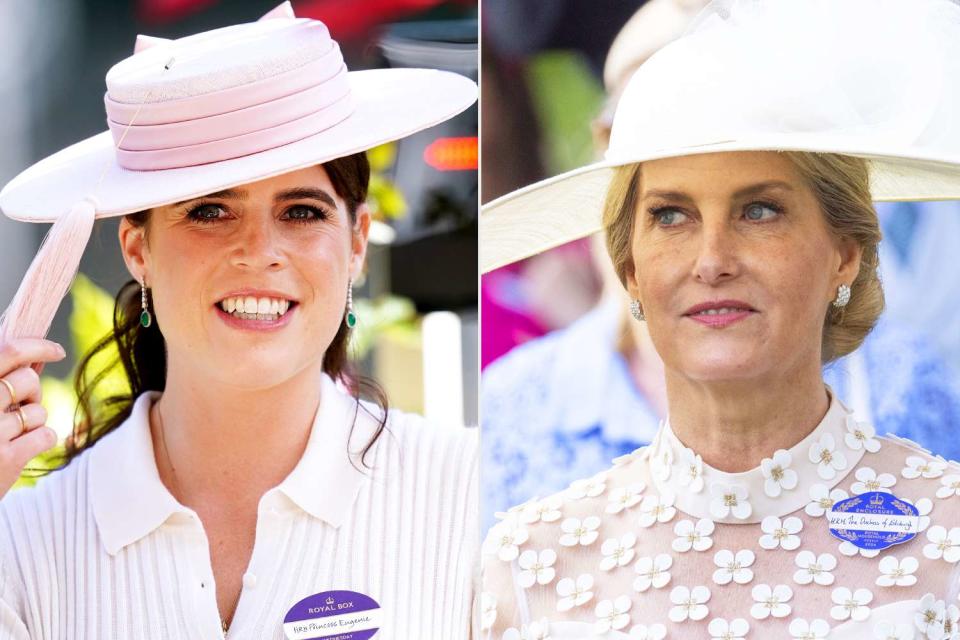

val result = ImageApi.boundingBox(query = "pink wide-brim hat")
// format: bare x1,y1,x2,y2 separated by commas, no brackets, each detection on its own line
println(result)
0,2,477,345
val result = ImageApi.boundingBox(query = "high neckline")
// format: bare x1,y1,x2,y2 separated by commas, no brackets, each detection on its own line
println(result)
646,388,870,523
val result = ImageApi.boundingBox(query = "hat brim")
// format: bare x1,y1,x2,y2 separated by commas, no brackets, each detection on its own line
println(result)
480,139,960,273
1,68,476,222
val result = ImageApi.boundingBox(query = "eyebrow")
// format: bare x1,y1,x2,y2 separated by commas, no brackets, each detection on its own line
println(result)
174,186,338,209
641,180,796,203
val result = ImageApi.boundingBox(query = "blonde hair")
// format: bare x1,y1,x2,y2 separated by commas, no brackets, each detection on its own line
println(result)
602,152,884,364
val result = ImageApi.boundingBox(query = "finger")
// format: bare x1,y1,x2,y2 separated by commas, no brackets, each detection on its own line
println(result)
0,367,42,411
0,403,47,443
0,339,66,376
6,425,57,469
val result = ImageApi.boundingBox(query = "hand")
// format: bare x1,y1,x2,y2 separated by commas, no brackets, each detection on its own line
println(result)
0,338,65,498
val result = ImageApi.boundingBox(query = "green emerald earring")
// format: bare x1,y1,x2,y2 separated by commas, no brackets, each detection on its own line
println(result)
140,278,153,328
345,279,357,329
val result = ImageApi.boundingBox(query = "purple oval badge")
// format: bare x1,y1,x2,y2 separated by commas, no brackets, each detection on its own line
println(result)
282,590,382,640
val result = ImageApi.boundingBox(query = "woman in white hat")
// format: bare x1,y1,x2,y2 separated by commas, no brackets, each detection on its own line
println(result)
0,3,477,638
481,0,960,638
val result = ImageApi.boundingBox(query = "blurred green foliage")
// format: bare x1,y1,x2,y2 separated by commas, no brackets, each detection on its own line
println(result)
525,51,605,175
367,143,408,220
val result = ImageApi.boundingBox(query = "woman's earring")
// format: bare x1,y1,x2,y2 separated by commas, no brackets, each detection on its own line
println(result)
344,279,357,329
629,299,645,321
140,277,153,328
833,284,851,308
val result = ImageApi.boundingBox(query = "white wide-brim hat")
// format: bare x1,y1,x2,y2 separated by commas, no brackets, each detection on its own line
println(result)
0,2,477,343
481,0,960,273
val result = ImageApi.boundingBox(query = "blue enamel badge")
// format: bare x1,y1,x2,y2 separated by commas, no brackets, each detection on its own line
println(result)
827,491,919,551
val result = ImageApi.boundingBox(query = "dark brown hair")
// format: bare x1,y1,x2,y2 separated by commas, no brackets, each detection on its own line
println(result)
42,152,388,474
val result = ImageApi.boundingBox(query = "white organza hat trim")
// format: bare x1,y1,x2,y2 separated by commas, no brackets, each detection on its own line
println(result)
481,0,960,272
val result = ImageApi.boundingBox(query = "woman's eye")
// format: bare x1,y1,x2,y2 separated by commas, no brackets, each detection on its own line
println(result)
283,205,326,223
187,203,227,223
744,202,780,221
652,208,688,226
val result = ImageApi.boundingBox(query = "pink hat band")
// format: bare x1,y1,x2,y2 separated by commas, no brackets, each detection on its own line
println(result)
104,32,355,171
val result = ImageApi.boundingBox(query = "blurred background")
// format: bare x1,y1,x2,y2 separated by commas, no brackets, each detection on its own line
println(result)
0,0,479,470
481,0,960,529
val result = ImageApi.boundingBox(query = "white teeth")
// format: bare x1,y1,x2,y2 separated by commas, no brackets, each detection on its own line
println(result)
697,307,744,315
218,295,294,319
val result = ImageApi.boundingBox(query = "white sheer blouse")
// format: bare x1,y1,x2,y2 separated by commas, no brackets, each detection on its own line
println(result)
481,392,960,640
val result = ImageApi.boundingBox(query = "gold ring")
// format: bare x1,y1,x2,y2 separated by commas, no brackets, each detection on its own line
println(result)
14,406,26,436
0,377,16,408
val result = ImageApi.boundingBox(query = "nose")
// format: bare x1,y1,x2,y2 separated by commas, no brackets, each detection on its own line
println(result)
229,214,285,271
691,216,740,285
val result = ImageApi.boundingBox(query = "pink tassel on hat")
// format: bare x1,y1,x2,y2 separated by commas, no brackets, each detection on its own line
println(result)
0,199,97,368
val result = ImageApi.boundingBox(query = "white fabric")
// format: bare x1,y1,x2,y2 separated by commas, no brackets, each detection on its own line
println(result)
481,391,960,639
0,375,479,639
480,0,960,272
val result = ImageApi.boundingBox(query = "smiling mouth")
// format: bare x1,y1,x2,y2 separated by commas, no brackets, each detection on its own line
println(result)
688,307,752,316
216,295,297,321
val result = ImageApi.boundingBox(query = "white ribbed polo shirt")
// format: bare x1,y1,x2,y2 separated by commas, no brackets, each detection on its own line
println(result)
0,374,478,639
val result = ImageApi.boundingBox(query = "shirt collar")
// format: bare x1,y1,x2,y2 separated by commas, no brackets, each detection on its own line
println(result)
90,373,372,556
645,387,868,523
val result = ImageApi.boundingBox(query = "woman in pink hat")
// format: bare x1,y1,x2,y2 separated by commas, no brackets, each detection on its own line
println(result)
0,3,477,638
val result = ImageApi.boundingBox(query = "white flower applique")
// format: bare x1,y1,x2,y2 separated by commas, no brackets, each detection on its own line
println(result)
851,466,897,494
793,550,837,586
806,483,849,517
759,515,803,551
654,447,674,482
678,446,705,493
713,549,755,585
638,493,677,527
607,482,646,515
875,555,918,587
902,455,947,480
915,497,933,532
845,416,881,453
943,603,960,639
668,585,711,622
520,495,564,524
923,526,960,563
634,554,672,592
502,619,550,640
936,474,960,499
839,539,881,559
517,549,557,588
761,449,799,497
871,620,914,640
484,516,529,562
594,596,632,634
672,518,715,553
556,574,595,612
750,584,792,619
480,592,497,631
628,623,666,640
707,617,749,640
559,517,601,547
830,587,873,622
709,483,752,520
566,472,608,500
600,533,637,571
789,618,831,639
914,593,945,639
809,433,848,480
